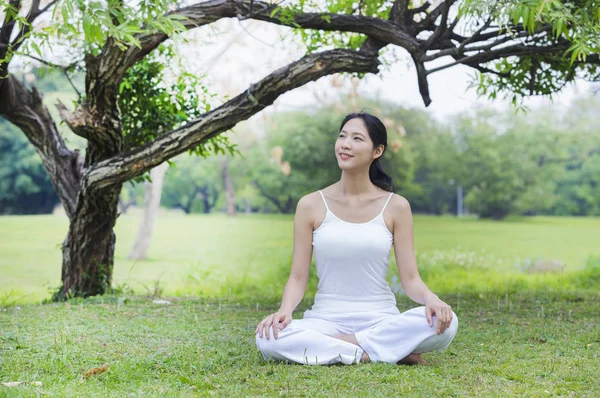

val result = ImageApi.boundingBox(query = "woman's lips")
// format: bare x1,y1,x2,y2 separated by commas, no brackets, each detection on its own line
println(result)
340,153,353,160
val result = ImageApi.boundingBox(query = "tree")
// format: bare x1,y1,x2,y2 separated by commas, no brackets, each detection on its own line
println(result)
1,0,598,299
119,43,229,259
161,154,224,214
0,118,58,214
128,162,168,260
451,108,564,219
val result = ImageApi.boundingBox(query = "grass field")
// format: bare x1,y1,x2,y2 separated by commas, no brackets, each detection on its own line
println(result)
1,214,600,396
1,213,600,305
1,293,599,396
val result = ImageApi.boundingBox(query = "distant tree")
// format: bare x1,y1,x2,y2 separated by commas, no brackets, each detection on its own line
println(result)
162,154,223,214
0,119,58,214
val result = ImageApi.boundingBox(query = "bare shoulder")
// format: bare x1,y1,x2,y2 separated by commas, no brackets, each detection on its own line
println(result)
388,194,412,218
296,191,322,212
388,193,411,210
295,191,324,225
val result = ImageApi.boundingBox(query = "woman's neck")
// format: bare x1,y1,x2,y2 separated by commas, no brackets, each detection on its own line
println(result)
337,170,377,197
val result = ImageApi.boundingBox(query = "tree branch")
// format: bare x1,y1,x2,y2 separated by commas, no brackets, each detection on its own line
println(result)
389,0,410,25
0,75,81,217
83,48,380,189
412,55,431,106
426,40,571,75
252,180,285,213
423,0,452,48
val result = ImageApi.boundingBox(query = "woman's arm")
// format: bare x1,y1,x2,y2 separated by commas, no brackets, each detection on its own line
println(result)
391,195,453,334
278,195,314,314
256,194,315,339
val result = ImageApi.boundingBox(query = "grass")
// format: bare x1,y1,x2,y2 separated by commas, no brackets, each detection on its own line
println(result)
1,214,600,396
1,212,600,305
1,292,599,396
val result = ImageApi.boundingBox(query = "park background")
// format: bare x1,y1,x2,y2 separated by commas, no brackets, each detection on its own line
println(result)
1,0,599,396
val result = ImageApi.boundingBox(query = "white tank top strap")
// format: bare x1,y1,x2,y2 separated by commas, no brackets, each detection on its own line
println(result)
317,190,330,212
380,192,394,214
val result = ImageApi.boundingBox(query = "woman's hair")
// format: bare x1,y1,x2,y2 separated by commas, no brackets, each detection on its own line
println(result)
339,112,394,192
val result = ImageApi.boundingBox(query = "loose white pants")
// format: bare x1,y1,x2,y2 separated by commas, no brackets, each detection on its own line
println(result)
256,305,458,365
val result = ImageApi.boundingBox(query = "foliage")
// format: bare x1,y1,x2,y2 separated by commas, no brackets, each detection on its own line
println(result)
451,110,558,219
461,0,600,104
118,43,238,185
161,154,225,214
0,119,58,214
0,0,187,69
119,44,203,150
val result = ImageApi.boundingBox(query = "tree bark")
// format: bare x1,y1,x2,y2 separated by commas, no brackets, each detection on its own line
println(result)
221,160,236,216
53,49,125,299
57,184,121,299
129,162,169,260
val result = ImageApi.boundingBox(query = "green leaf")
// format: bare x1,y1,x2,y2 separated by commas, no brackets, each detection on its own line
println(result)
83,13,93,41
522,7,529,28
30,42,42,58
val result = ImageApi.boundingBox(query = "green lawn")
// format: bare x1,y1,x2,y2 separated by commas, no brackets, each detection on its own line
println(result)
0,293,598,396
1,214,600,396
1,213,599,304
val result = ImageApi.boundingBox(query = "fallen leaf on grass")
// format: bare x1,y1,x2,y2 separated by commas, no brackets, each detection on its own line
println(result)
1,381,42,387
83,365,109,379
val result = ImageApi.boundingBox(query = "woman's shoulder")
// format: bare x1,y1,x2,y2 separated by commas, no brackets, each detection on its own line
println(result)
387,193,411,212
296,191,325,212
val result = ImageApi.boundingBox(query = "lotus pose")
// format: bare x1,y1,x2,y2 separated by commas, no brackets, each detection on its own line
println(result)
255,112,458,365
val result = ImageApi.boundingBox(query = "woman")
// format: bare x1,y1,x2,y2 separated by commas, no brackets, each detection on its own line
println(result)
255,112,458,365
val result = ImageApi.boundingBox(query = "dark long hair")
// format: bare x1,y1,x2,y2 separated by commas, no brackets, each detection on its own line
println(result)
339,112,394,192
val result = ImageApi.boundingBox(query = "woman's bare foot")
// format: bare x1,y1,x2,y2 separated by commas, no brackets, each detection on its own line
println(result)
334,334,370,363
398,353,427,365
360,351,370,363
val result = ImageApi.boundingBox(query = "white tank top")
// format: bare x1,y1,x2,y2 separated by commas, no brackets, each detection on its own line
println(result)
308,190,397,314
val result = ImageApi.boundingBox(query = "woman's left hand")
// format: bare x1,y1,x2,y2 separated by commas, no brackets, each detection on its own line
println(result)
424,294,453,335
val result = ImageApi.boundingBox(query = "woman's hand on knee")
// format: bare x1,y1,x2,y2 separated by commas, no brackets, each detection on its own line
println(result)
424,295,453,335
255,312,292,340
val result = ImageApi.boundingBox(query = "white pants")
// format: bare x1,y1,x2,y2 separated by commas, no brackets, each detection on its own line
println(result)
256,306,458,365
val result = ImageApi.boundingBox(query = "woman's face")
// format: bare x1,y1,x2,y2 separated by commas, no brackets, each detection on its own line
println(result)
335,117,383,170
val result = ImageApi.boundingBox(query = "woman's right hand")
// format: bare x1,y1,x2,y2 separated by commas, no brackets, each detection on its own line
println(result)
255,311,292,340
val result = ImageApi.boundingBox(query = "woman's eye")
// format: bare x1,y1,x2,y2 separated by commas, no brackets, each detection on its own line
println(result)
354,137,362,141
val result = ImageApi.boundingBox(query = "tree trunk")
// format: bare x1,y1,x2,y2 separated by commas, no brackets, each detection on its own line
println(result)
199,185,219,213
221,160,236,216
252,180,295,214
57,185,121,299
129,162,169,260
